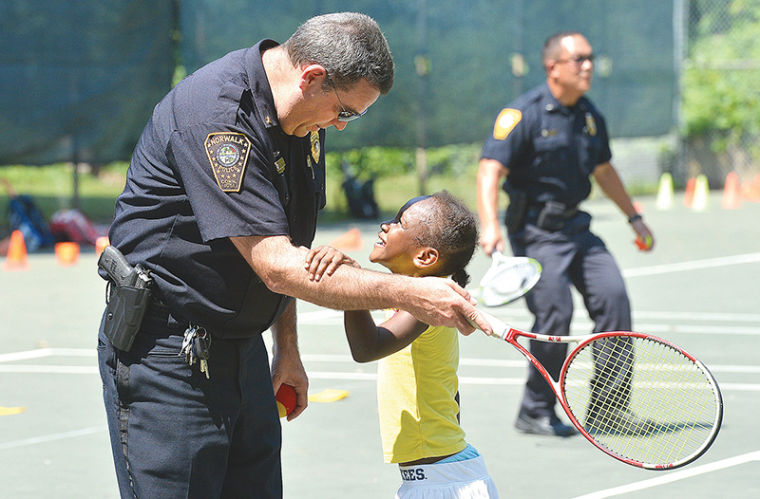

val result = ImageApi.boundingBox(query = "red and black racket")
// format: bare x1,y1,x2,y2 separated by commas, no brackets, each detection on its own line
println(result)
478,311,723,470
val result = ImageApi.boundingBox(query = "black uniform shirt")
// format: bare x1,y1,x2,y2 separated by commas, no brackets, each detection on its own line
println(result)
481,83,611,208
108,39,326,338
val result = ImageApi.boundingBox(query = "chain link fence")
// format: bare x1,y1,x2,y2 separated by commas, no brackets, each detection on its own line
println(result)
679,0,760,190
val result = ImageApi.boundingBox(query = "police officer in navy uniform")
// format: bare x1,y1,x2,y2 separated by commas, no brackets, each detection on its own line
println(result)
99,13,492,498
477,31,654,437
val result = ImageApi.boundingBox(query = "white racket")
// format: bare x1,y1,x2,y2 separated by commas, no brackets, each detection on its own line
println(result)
478,251,541,307
476,311,723,470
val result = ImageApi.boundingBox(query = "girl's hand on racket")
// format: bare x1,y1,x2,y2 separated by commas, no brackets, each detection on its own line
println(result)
304,245,361,282
631,218,655,252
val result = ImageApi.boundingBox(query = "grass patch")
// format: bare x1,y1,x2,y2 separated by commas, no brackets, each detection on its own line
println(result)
0,162,482,235
0,161,657,236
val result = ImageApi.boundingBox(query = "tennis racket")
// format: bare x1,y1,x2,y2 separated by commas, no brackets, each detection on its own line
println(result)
478,251,542,307
477,311,723,470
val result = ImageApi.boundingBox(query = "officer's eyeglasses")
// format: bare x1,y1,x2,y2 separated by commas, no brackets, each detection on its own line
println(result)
326,73,368,122
556,54,595,66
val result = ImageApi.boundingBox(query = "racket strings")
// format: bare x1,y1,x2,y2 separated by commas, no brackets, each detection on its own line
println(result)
562,335,720,468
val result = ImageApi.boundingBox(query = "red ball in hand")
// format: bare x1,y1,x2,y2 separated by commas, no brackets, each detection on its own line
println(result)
276,384,297,418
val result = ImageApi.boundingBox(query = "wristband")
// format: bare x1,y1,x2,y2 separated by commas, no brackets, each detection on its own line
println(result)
628,213,643,224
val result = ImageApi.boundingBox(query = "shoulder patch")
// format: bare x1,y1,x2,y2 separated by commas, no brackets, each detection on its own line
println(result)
204,132,251,192
493,108,522,140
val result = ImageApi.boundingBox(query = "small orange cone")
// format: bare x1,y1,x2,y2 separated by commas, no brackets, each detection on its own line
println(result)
722,172,742,209
742,174,760,202
683,177,696,208
3,230,29,271
329,227,363,251
55,242,80,266
95,236,110,256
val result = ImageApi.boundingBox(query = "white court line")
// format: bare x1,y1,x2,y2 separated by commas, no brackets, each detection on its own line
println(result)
0,348,95,362
633,311,760,323
296,309,760,329
0,426,102,450
599,323,760,336
571,450,760,499
623,252,760,277
0,365,758,390
0,365,98,374
302,355,760,374
8,349,756,373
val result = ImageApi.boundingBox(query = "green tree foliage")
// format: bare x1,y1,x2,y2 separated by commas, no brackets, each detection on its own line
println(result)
683,0,760,157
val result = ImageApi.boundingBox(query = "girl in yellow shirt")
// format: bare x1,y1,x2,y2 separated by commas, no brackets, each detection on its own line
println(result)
306,191,498,498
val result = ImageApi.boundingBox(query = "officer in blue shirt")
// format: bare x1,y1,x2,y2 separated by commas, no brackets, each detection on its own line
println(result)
477,32,655,437
98,13,492,498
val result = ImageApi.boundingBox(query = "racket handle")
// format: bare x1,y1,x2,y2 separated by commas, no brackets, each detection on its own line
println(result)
473,310,510,340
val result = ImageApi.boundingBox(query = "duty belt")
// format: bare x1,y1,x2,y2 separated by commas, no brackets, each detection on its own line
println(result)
528,201,578,219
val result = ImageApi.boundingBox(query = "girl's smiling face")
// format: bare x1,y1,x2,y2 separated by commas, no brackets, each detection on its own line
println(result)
369,196,433,276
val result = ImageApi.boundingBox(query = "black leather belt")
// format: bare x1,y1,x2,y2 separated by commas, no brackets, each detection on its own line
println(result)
527,202,578,219
142,295,189,332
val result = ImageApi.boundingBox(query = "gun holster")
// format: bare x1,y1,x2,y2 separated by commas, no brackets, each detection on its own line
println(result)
536,201,577,231
504,190,528,234
102,267,153,352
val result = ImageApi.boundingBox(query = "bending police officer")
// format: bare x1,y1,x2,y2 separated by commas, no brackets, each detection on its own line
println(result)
99,13,490,499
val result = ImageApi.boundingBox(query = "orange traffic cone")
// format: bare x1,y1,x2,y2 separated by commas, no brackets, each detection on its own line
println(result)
722,172,742,209
683,177,696,208
55,242,80,266
3,230,29,271
95,236,110,256
742,174,760,202
329,227,363,251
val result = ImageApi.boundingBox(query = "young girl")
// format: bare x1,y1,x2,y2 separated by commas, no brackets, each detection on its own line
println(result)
306,191,499,498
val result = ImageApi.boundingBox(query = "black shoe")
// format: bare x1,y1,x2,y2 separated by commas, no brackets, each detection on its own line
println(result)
515,412,578,437
585,407,654,435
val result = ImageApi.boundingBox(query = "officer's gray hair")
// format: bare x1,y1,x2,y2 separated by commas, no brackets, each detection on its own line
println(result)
283,12,394,95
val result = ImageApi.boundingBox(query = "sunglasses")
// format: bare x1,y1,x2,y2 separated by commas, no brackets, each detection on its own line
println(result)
556,54,595,66
326,73,368,122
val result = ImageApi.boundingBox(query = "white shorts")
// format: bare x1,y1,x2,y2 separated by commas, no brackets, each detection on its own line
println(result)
395,455,499,499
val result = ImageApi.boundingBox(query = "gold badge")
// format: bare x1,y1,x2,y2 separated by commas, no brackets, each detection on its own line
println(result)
310,131,320,163
585,112,597,136
204,132,251,192
274,157,286,174
493,108,522,140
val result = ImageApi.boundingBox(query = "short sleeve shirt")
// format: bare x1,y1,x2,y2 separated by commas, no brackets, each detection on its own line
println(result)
480,83,612,207
108,40,326,337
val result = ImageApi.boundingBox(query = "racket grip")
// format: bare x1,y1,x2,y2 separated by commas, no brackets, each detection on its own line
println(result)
472,310,510,340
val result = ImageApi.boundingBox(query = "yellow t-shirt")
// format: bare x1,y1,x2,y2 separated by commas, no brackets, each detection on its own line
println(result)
377,322,467,463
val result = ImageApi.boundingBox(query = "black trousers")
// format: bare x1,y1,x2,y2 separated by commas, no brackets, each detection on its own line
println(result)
97,306,282,498
509,212,632,418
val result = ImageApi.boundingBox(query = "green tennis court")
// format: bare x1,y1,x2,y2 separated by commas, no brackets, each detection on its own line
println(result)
1,191,758,498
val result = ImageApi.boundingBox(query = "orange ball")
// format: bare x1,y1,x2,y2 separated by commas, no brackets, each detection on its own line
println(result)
275,384,297,418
